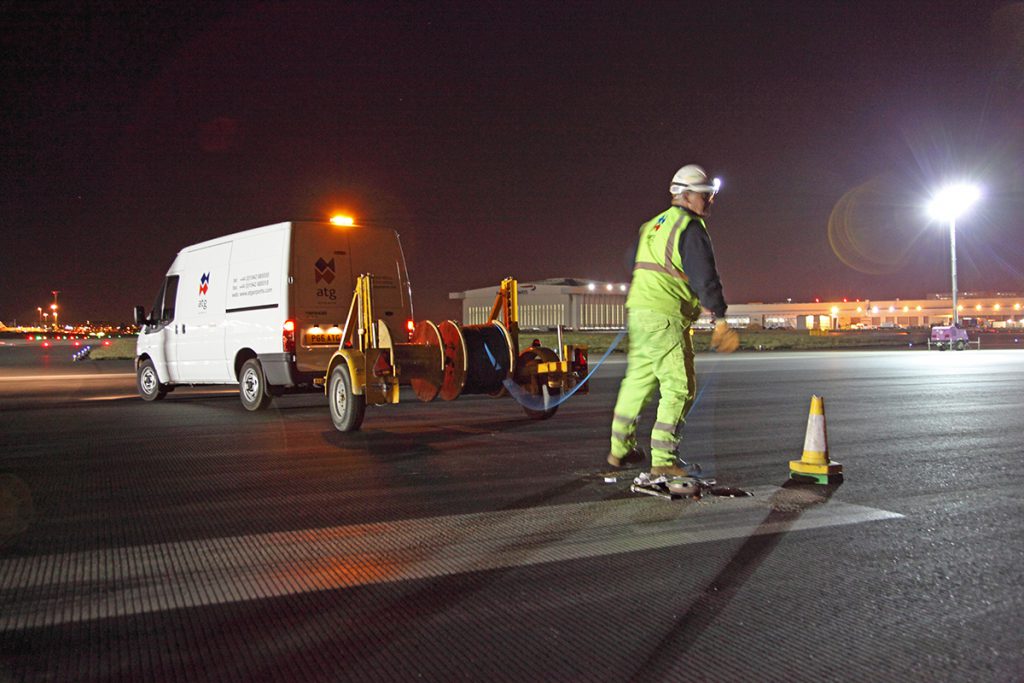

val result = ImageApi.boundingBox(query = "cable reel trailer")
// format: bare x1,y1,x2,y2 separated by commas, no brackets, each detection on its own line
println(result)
322,276,589,432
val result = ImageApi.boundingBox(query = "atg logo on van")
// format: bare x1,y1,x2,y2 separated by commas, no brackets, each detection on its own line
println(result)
314,257,337,301
198,272,210,311
314,258,335,284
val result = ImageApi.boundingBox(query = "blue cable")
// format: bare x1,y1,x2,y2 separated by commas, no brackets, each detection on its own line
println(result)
501,328,627,410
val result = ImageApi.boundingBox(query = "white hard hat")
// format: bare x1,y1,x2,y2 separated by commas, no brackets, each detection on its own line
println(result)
669,164,720,195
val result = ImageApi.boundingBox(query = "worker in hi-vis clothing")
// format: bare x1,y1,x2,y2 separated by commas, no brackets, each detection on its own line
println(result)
607,164,739,476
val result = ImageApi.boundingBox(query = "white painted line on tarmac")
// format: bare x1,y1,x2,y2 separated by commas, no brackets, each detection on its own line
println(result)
81,394,142,401
0,488,902,631
0,373,136,382
81,389,239,401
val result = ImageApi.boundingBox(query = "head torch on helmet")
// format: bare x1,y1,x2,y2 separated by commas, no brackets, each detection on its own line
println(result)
669,164,721,198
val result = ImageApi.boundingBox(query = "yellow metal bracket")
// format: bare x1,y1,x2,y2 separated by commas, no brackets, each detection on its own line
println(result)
325,274,399,404
487,277,520,359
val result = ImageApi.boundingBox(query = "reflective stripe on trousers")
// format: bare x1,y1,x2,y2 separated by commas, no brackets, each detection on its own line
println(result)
609,309,696,467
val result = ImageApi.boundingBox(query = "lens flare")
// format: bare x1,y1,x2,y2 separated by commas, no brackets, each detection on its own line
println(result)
828,174,926,274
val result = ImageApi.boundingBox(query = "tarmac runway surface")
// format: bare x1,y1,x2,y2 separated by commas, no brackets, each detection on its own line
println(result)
1,341,1022,681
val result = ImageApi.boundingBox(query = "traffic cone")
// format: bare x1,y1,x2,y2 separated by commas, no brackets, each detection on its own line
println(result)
789,395,843,485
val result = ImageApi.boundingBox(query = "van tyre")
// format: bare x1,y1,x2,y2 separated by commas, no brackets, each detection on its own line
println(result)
329,363,366,432
239,358,273,411
954,340,966,351
137,359,167,401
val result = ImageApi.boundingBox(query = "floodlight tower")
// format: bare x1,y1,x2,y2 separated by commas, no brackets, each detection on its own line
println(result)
928,184,981,326
50,291,60,330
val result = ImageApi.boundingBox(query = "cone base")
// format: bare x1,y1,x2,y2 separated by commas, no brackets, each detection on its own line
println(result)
789,471,844,486
789,459,843,475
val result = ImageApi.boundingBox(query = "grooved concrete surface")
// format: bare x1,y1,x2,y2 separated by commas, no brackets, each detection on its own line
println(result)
1,346,1022,682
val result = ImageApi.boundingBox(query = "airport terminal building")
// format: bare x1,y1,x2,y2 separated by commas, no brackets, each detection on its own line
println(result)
450,278,1023,330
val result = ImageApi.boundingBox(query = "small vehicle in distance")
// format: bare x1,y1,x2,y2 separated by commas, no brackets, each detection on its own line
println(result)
929,324,969,351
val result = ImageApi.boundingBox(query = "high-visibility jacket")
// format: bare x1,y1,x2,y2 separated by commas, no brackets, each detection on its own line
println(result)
625,206,704,321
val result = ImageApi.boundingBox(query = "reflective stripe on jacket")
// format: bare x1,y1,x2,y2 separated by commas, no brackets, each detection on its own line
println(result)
625,206,703,321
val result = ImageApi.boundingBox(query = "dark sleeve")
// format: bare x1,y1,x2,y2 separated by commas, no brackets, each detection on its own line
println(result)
679,224,728,318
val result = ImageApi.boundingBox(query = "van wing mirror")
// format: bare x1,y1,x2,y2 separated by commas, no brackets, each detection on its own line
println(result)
133,305,148,326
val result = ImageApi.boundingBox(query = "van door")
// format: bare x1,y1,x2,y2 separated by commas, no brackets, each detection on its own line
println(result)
175,242,233,382
347,226,413,325
137,274,182,383
291,223,354,373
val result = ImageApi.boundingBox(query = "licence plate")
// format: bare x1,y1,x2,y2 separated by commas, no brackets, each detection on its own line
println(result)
305,333,342,345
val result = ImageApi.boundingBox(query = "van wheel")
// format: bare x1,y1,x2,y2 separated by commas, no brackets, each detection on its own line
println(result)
954,340,966,351
239,358,273,411
137,359,167,401
329,363,366,432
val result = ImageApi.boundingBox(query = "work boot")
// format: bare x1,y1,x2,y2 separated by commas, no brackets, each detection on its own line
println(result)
607,447,645,468
650,464,689,477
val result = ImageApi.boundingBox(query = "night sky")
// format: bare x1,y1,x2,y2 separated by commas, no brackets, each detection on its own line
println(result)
2,1,1023,326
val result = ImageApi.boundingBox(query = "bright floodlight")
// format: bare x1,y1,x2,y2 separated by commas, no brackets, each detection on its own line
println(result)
330,215,355,226
928,183,981,221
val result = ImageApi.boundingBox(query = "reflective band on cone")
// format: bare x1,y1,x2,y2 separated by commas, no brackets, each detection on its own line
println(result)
789,395,843,484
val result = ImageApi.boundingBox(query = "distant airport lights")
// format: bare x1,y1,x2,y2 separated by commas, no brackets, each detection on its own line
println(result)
585,282,628,292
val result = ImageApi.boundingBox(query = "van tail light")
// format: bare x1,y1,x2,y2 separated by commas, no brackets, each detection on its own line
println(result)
283,319,296,353
406,318,415,340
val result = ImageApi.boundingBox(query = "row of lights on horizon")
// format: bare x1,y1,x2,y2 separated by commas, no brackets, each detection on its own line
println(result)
584,283,1021,315
825,302,1022,326
831,302,1022,315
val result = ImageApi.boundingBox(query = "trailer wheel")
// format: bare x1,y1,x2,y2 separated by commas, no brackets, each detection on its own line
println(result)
523,390,559,421
329,363,366,432
137,359,167,402
954,340,966,351
516,347,560,421
239,358,273,411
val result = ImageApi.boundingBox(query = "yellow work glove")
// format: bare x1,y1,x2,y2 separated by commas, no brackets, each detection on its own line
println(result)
710,320,739,353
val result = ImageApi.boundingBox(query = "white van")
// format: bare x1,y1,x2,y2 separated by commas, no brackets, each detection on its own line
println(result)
134,221,413,410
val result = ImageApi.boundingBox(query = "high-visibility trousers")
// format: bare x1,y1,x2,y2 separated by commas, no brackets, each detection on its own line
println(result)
609,309,696,467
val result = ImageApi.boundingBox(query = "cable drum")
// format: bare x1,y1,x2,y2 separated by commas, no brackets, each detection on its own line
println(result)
460,322,514,395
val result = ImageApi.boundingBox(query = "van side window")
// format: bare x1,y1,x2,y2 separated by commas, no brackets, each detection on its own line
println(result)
149,281,167,322
148,275,180,327
162,276,179,323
